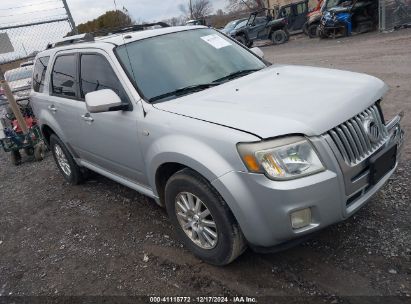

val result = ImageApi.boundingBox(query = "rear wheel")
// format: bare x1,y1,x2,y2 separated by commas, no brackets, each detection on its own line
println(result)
271,30,287,45
50,134,83,185
165,168,246,265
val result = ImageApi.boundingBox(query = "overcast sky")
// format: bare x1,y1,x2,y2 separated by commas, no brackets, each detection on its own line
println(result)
0,0,228,26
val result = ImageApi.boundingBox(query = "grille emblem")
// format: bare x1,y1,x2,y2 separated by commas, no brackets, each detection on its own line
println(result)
364,118,380,143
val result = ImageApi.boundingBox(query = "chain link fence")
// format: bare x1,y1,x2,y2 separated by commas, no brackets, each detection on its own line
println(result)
0,0,75,80
0,0,75,134
379,0,411,31
0,19,73,76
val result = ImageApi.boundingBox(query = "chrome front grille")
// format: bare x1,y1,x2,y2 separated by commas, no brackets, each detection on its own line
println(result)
327,104,389,166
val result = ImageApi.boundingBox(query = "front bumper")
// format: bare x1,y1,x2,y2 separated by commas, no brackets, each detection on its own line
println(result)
212,114,404,248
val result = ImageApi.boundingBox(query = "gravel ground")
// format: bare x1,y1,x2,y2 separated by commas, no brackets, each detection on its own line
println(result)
0,29,410,301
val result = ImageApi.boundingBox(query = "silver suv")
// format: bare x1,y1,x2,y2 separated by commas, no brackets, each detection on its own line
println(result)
31,26,404,265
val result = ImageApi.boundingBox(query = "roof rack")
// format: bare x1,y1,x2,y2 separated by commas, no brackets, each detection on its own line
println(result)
46,22,170,50
93,22,170,36
47,33,94,49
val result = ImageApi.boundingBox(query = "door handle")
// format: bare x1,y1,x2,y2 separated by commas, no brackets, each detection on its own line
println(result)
48,105,57,113
81,114,94,122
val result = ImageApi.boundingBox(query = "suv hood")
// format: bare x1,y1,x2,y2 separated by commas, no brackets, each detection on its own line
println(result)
153,65,387,139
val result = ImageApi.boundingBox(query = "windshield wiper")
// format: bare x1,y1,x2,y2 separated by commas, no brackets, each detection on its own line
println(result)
149,83,221,103
212,68,262,83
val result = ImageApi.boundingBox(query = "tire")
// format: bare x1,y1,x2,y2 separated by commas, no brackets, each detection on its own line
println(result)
10,150,22,166
271,30,287,45
247,40,254,48
165,168,246,266
235,35,247,46
308,24,319,38
50,134,83,185
302,22,309,35
24,147,34,156
34,143,46,161
317,26,327,39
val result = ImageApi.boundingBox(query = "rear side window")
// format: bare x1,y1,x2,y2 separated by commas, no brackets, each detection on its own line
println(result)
80,54,129,103
33,56,50,93
51,55,77,98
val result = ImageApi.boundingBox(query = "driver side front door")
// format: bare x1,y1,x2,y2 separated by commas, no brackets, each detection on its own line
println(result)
74,51,147,185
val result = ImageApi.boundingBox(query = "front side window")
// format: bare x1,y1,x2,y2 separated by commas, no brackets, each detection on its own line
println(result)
235,20,247,29
80,54,129,103
33,56,50,93
281,6,292,17
116,28,266,102
224,20,237,30
51,55,77,97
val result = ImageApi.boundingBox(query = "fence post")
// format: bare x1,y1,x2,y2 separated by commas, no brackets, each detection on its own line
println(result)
379,0,386,31
62,0,78,34
0,63,28,134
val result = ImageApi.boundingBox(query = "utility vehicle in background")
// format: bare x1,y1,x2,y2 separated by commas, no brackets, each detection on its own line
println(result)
232,9,290,46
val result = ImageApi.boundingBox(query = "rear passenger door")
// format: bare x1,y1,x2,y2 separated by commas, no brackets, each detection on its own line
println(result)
46,53,84,148
75,51,146,184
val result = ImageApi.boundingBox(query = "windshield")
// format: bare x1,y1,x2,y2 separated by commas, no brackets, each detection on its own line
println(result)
224,20,237,30
5,68,32,82
116,28,265,102
324,0,344,9
235,20,247,29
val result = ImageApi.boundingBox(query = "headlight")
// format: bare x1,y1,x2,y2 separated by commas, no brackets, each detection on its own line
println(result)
237,136,325,180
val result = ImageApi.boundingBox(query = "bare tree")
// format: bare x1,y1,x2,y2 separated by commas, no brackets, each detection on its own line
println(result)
226,0,264,12
180,0,214,19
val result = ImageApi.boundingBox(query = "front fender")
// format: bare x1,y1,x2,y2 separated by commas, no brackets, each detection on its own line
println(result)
145,134,238,197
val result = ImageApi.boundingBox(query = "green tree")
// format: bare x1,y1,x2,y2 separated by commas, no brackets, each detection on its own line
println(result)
74,10,134,35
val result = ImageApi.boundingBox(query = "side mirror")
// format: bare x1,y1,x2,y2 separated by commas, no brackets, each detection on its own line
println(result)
85,89,123,113
250,47,264,59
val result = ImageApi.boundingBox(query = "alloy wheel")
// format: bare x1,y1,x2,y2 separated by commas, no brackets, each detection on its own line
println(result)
175,192,218,250
54,144,71,176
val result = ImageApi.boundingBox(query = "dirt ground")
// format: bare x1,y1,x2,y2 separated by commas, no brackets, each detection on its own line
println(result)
0,29,410,302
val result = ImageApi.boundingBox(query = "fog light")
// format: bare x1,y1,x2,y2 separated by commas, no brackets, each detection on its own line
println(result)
290,208,311,229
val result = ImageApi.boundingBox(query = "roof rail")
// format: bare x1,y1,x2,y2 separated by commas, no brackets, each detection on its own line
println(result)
93,22,170,36
45,22,170,50
47,33,94,49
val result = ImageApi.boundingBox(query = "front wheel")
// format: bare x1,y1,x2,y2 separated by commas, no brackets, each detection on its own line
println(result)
165,168,246,265
235,35,247,46
302,22,309,35
308,23,319,38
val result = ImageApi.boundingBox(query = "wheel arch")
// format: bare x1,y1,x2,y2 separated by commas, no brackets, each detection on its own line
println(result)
152,153,225,206
41,124,57,147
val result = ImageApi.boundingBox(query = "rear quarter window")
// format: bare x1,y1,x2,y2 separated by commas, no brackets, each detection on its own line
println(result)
33,56,50,93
